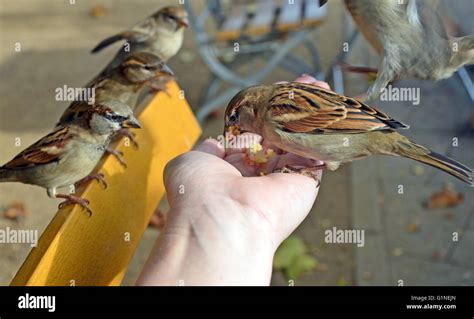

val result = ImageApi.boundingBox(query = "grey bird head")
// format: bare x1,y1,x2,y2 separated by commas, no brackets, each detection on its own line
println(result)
154,5,189,32
89,100,141,135
121,52,174,83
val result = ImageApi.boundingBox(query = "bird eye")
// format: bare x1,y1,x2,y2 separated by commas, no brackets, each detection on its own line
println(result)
143,65,153,71
164,14,176,21
106,113,124,122
228,114,238,123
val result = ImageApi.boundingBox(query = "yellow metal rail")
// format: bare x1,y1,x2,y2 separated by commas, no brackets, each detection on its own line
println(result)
10,82,201,286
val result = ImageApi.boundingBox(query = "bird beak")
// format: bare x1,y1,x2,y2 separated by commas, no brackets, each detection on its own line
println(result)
157,64,175,77
122,117,141,129
224,125,241,139
178,17,189,28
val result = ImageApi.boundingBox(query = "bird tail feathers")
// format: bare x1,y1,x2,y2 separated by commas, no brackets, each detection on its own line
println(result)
399,144,474,187
91,34,126,53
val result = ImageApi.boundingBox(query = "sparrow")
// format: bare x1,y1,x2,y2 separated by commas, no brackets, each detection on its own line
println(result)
58,52,173,163
91,5,188,76
344,0,474,100
223,82,474,186
64,52,174,117
0,100,141,214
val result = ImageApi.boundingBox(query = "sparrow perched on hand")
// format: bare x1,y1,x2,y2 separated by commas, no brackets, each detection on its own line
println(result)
91,5,188,76
224,82,474,186
344,0,474,100
0,100,141,214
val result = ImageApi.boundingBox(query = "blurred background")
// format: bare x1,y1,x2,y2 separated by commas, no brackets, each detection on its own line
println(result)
0,0,473,286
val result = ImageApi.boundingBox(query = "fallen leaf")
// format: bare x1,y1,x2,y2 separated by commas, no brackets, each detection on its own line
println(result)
431,251,442,261
444,212,455,221
2,202,30,221
90,5,107,18
425,186,464,209
273,236,318,280
337,277,349,286
411,165,425,176
285,255,318,280
392,247,403,257
405,223,420,233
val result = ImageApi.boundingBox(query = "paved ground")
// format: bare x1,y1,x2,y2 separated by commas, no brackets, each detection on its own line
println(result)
346,0,474,285
350,77,474,286
0,0,472,286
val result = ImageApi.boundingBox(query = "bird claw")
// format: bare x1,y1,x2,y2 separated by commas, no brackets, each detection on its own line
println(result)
57,195,92,217
273,165,325,187
116,129,139,149
75,173,107,189
107,148,127,168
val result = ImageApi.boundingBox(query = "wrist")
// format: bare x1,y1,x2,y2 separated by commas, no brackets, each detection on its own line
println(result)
138,199,277,286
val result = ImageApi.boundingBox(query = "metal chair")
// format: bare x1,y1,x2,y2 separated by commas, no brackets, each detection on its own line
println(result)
184,0,327,123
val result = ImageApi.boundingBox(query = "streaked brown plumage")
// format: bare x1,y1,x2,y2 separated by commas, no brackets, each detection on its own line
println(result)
344,0,474,100
59,52,174,128
224,82,474,186
0,100,141,214
57,52,172,167
91,5,188,77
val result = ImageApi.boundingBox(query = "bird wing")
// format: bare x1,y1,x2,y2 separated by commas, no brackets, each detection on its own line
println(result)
268,83,409,134
91,30,149,53
3,127,72,169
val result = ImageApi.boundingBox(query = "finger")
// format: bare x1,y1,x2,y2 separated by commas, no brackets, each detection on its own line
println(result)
195,138,226,158
225,153,259,177
264,172,320,235
269,169,322,188
294,75,331,90
276,153,324,168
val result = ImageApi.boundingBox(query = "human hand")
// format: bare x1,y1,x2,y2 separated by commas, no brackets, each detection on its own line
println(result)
137,75,327,286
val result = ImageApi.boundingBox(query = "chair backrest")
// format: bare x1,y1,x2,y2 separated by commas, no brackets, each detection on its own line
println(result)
185,0,327,43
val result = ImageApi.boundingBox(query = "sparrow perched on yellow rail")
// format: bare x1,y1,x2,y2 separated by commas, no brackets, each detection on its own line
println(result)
57,52,173,164
344,0,474,100
0,100,141,214
91,5,188,75
224,82,473,186
63,52,174,119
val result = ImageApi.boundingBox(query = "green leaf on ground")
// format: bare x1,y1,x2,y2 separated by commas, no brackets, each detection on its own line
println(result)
337,277,349,286
273,236,318,281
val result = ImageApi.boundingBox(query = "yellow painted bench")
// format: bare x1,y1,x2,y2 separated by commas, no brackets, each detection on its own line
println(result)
10,82,201,286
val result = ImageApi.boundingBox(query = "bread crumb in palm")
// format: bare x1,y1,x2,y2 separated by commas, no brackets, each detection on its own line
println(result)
246,142,275,165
